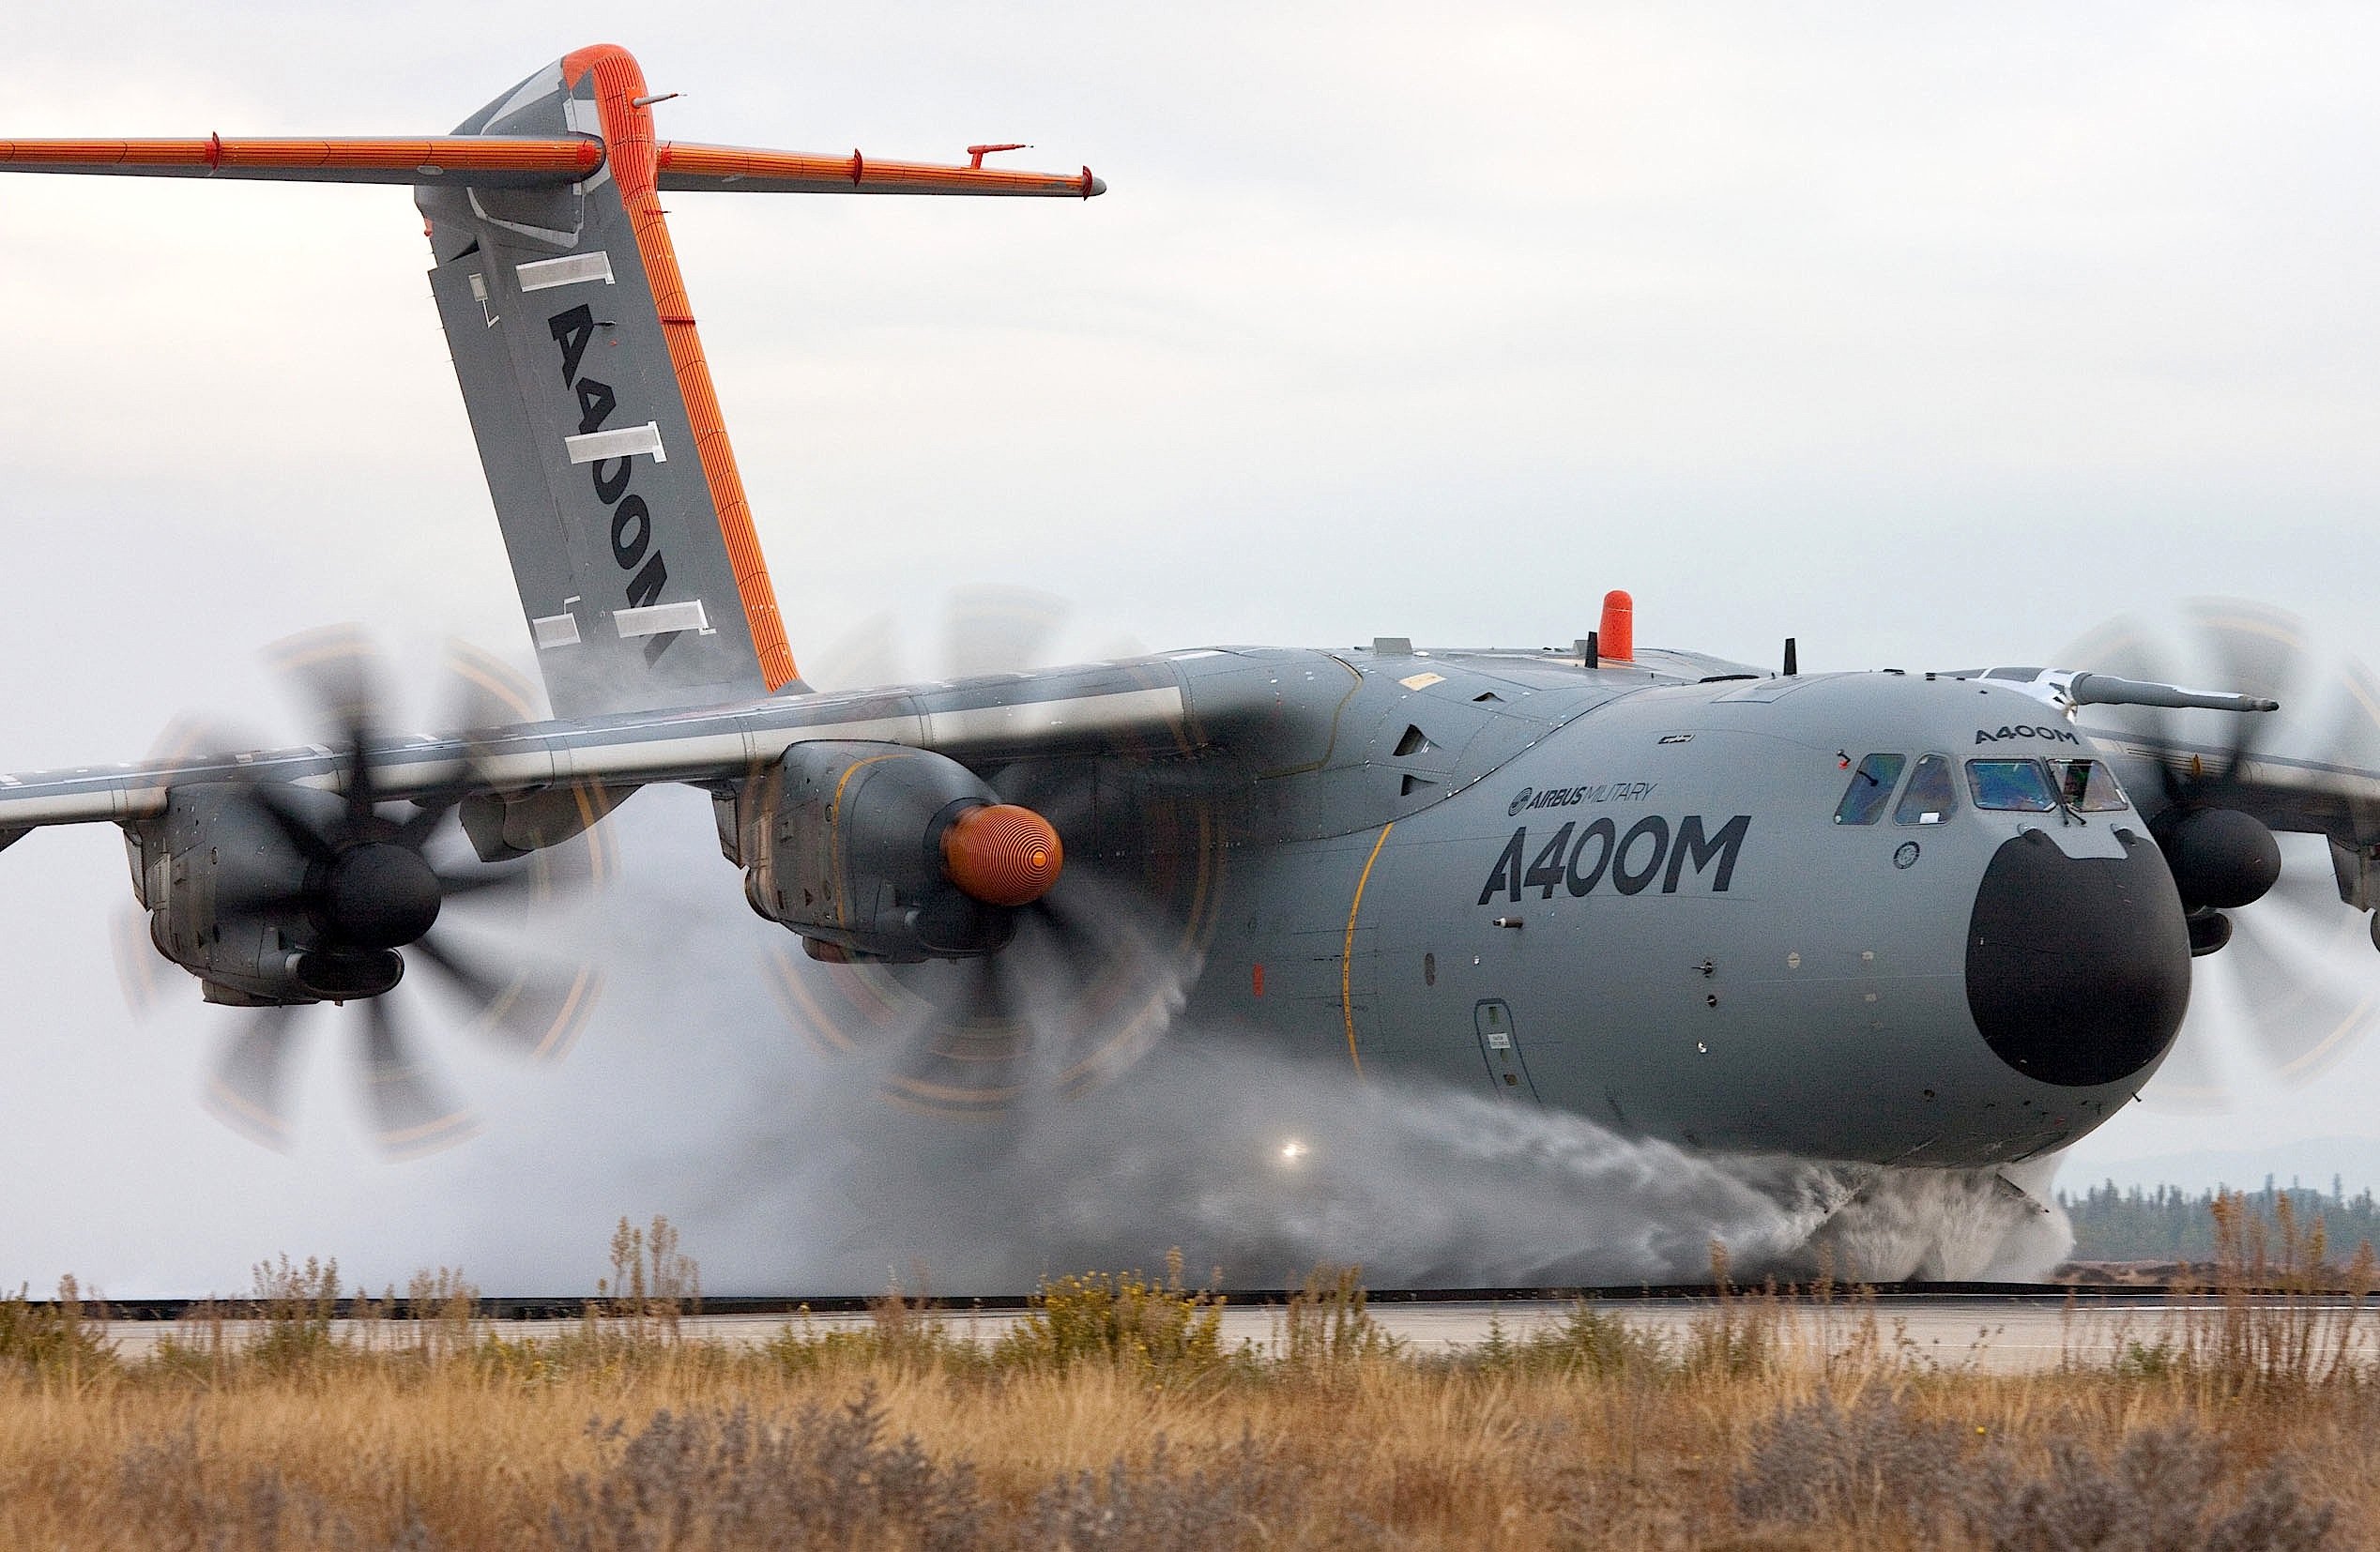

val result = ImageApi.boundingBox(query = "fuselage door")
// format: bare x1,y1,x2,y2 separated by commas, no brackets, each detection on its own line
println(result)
1473,998,1541,1103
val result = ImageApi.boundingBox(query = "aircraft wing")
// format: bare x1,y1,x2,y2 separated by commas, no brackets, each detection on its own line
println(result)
0,650,1341,838
2077,735,2380,840
1951,660,2380,856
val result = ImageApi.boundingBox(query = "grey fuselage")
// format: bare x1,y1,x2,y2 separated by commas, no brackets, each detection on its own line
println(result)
1131,645,2183,1169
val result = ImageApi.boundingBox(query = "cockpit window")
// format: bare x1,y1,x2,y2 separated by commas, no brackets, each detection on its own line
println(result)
2048,757,2128,812
1833,753,1906,825
1967,758,2058,812
1893,754,1958,826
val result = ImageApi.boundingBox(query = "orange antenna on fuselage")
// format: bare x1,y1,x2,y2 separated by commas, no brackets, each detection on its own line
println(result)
1600,590,1636,662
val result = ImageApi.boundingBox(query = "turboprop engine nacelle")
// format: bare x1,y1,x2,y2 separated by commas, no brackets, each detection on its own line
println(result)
128,784,402,1006
725,742,1062,963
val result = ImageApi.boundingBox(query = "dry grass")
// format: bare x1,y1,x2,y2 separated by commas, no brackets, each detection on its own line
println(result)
0,1208,2371,1548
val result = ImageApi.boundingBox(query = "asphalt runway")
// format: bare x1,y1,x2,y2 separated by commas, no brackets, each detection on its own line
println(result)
90,1294,2380,1374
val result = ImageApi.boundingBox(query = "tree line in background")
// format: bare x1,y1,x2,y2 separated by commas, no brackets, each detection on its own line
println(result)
2063,1179,2380,1261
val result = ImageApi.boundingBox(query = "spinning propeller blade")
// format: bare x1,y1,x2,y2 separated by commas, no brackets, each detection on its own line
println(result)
771,591,1214,1113
2066,600,2380,1109
131,630,606,1153
203,1004,301,1149
359,997,478,1156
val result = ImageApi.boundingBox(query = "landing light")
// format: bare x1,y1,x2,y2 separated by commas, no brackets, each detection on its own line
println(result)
1278,1139,1307,1166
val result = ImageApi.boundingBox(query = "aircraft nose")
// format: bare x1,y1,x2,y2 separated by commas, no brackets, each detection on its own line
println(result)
1964,828,2190,1087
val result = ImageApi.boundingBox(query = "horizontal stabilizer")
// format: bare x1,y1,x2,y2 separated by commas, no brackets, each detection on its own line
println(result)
0,136,603,187
655,143,1104,198
0,136,1103,197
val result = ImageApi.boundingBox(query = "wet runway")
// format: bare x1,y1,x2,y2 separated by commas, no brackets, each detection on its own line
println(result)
91,1293,2380,1374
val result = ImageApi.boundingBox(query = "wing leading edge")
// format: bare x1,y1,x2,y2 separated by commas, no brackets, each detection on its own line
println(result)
0,660,1226,833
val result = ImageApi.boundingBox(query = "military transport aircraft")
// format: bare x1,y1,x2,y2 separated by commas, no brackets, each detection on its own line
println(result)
3,46,2376,1202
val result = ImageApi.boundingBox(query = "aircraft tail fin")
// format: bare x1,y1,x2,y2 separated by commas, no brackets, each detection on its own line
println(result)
419,46,794,718
0,44,1105,720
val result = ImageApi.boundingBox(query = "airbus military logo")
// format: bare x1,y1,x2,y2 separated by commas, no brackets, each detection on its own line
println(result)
1509,781,1659,817
1975,724,2080,745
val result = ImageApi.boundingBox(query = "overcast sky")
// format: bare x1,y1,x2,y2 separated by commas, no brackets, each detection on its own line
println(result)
1,2,2378,1292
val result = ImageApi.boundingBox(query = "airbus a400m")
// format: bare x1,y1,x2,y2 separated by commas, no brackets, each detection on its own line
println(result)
1,47,2371,1219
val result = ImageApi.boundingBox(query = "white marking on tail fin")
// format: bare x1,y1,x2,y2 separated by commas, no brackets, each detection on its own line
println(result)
564,422,665,464
492,64,565,127
531,613,583,648
464,185,581,248
516,251,614,290
615,600,709,637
